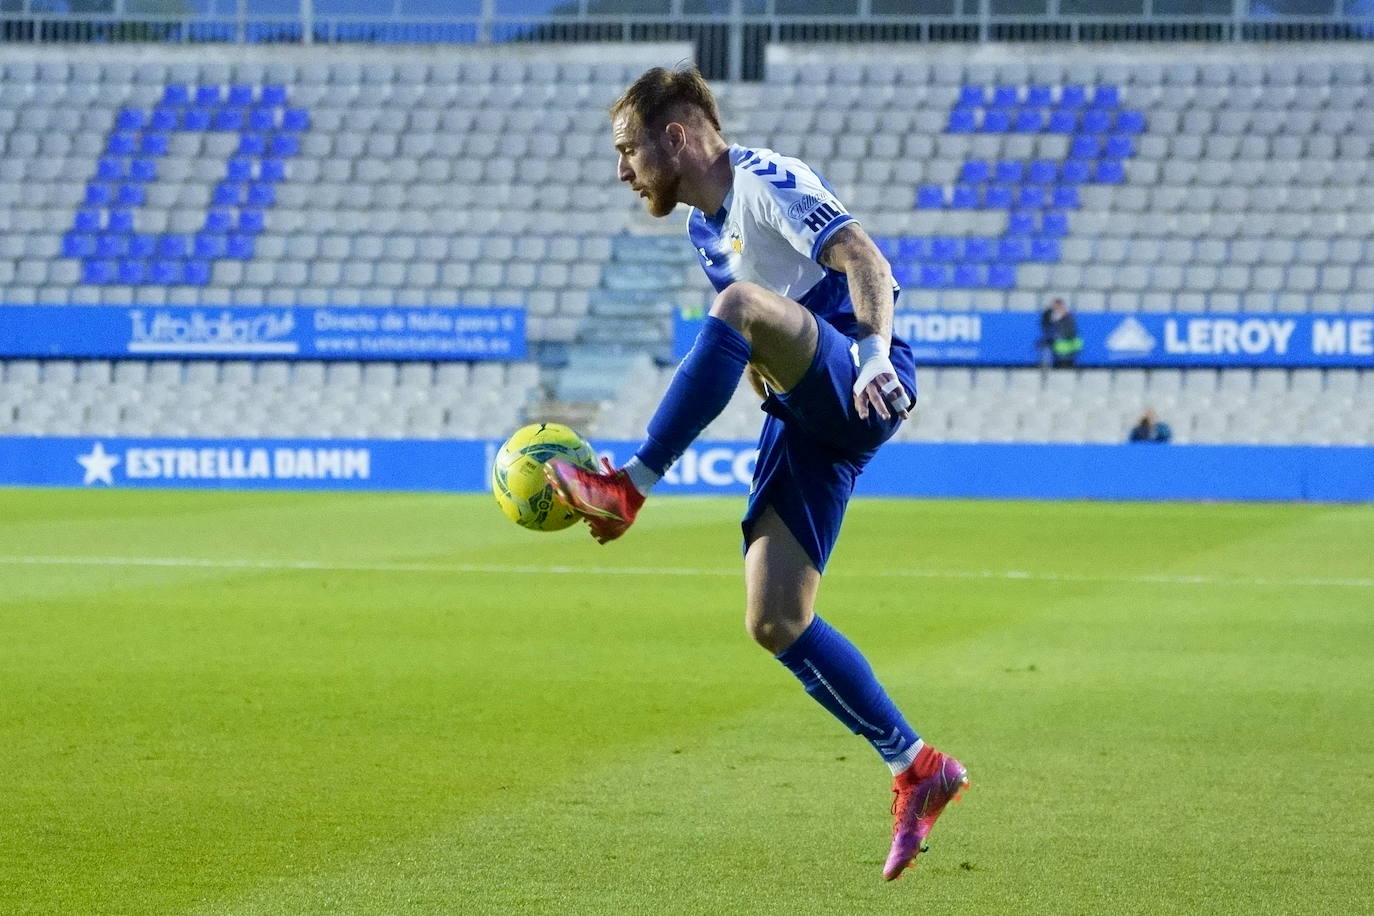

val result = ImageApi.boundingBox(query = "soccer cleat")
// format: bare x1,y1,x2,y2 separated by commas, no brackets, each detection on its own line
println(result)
883,749,969,881
544,457,645,544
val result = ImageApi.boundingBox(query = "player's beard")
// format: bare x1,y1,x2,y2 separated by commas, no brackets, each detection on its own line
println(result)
639,165,680,218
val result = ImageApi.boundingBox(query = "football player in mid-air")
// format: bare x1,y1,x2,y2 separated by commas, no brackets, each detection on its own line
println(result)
546,66,968,880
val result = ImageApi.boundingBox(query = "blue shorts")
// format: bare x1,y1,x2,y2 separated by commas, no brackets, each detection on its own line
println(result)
741,315,917,573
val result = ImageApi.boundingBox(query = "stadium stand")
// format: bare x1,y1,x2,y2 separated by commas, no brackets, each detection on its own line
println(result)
0,43,1369,443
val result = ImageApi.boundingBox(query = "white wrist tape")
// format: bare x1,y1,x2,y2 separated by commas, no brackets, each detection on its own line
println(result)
856,334,889,365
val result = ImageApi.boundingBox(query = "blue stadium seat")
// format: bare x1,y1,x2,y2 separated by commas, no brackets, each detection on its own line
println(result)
1029,159,1058,183
281,108,310,131
963,237,995,262
983,184,1013,209
117,259,146,285
1041,211,1070,236
239,209,266,233
161,83,189,105
898,237,925,261
999,235,1030,261
1070,134,1101,158
141,133,169,155
213,182,243,206
116,108,144,131
987,263,1017,288
214,107,246,131
947,107,976,133
63,233,96,258
995,160,1024,183
183,107,212,130
961,160,990,183
73,209,101,233
150,260,184,284
1018,185,1047,209
891,261,919,287
958,86,984,106
1008,211,1036,234
930,237,960,261
149,107,178,131
1091,85,1120,107
980,108,1012,132
1105,134,1135,158
870,236,897,260
261,84,289,107
226,234,255,259
916,185,945,209
1081,108,1112,133
194,233,226,258
953,263,982,287
108,132,137,155
83,260,116,284
116,183,145,207
226,157,254,182
249,107,277,131
1095,159,1126,183
129,158,157,182
260,158,287,181
184,260,212,286
195,85,222,105
1025,85,1053,106
1032,237,1061,261
203,209,234,233
1061,159,1091,184
107,209,134,233
97,157,124,181
228,84,255,106
127,235,155,258
84,183,113,206
158,234,189,259
1015,108,1045,132
247,182,276,207
1117,109,1146,133
95,234,127,258
1059,85,1087,107
238,133,267,156
951,184,979,208
992,85,1019,106
919,264,948,288
268,134,299,156
1048,108,1078,133
1052,186,1080,208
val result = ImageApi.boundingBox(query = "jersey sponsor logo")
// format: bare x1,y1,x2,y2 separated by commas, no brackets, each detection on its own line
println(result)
801,200,844,233
785,194,823,222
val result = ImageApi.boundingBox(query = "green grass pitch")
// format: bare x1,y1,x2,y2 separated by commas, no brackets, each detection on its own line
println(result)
2,489,1372,915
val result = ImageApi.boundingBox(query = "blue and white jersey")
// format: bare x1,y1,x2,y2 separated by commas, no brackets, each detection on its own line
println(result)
687,144,866,335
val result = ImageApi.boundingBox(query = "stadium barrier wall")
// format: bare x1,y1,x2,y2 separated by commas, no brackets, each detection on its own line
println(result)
4,437,1371,502
674,311,1374,368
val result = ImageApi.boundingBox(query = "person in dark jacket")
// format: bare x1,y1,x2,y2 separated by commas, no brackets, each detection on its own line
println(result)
1039,298,1083,369
1129,409,1172,443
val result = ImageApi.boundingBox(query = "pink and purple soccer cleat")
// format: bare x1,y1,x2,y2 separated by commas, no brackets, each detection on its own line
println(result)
883,748,970,881
544,457,646,544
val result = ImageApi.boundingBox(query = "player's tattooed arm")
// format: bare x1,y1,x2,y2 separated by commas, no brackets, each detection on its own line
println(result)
819,223,911,421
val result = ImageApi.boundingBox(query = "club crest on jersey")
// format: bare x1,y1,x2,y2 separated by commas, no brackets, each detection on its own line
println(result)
728,227,743,254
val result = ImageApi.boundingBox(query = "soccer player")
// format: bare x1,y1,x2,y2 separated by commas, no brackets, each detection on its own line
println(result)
546,66,967,880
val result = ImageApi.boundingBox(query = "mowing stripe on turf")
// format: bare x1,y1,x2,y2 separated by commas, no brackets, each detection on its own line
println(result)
0,554,1370,589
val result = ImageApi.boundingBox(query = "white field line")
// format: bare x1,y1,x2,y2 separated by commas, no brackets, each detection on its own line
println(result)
0,554,1371,589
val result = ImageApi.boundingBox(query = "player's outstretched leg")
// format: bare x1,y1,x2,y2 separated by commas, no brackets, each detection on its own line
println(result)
545,457,645,544
885,746,970,881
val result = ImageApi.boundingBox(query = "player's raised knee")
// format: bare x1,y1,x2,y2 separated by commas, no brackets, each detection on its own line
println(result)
709,281,777,334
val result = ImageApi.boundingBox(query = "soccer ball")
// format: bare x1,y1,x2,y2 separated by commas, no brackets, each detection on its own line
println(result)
491,422,599,532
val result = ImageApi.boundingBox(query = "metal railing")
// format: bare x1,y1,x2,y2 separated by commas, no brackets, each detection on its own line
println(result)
3,1,1372,80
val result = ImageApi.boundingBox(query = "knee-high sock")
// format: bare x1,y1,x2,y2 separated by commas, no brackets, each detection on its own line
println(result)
776,615,922,774
634,316,751,475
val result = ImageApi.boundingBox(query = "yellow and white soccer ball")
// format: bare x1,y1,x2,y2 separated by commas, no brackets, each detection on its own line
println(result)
491,422,599,532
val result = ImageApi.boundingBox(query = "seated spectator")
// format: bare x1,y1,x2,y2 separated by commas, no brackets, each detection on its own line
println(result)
1129,409,1172,443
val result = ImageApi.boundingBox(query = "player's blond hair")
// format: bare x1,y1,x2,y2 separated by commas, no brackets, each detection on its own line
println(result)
610,66,722,134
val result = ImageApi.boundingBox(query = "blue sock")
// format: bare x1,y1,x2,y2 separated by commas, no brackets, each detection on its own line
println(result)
776,615,923,774
635,315,750,475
